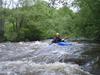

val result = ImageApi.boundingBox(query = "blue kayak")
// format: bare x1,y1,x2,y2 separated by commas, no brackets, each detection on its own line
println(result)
57,42,72,46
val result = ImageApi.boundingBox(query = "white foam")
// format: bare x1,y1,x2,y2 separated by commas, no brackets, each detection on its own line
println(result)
0,61,92,75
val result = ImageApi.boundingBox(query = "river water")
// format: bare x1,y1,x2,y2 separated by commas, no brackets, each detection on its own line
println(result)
0,40,99,75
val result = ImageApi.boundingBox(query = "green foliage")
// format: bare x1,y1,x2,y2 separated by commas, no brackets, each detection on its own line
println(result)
1,0,100,41
73,0,100,39
4,23,17,41
17,25,43,41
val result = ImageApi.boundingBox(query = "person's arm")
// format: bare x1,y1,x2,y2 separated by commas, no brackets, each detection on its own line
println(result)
50,37,55,44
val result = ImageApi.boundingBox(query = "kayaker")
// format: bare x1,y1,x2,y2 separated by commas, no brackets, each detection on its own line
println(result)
51,33,63,43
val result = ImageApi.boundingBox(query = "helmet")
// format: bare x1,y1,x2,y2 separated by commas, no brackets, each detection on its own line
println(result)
56,33,60,36
62,39,64,41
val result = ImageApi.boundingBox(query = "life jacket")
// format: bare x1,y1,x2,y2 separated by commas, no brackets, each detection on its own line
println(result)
52,36,62,43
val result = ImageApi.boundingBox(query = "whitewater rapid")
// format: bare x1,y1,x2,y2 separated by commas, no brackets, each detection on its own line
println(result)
0,41,92,75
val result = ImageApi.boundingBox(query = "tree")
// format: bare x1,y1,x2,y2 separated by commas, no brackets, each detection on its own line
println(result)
0,0,3,7
0,0,4,41
74,0,100,39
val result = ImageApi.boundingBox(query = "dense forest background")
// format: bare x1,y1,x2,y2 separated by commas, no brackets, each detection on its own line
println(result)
0,0,100,42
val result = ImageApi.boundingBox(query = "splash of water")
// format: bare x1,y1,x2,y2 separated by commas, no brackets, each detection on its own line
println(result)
0,41,92,75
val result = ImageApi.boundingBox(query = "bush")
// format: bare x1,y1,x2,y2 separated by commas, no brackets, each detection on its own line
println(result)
4,23,18,41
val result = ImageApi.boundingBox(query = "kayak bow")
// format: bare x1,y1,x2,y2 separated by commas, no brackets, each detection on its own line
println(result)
57,42,72,46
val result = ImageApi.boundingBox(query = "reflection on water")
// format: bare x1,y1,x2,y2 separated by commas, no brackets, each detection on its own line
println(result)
0,41,99,75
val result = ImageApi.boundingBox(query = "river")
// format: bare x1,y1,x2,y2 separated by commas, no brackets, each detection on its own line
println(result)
0,40,100,75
